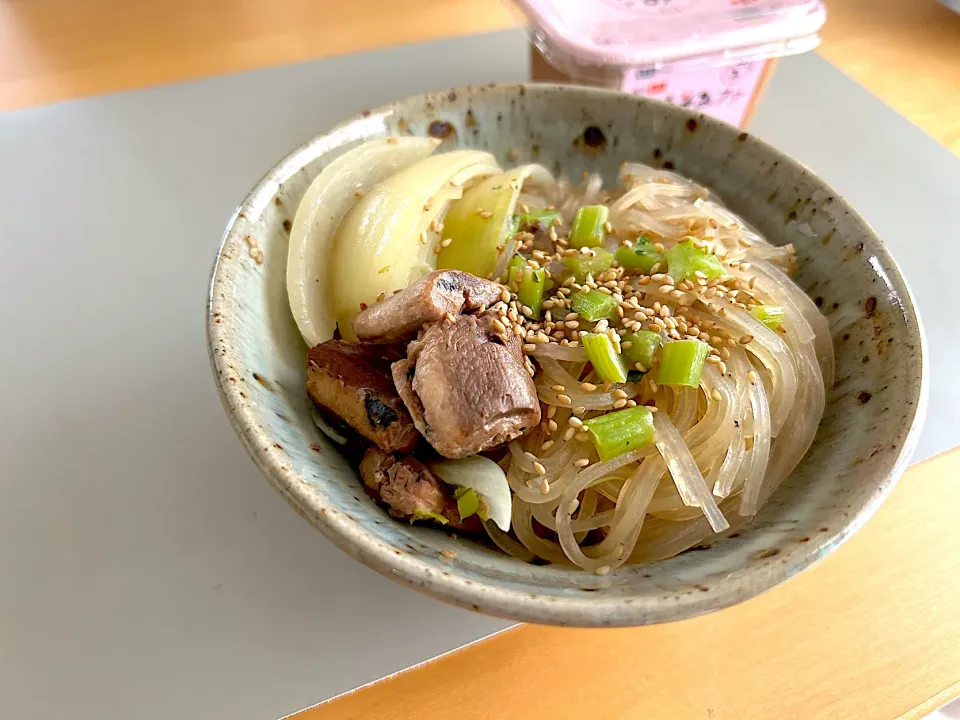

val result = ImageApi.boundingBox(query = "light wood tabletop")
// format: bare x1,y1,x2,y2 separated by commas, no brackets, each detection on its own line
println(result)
1,0,959,153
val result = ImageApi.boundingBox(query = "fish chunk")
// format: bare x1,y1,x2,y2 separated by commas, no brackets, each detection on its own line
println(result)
352,270,503,343
392,314,540,458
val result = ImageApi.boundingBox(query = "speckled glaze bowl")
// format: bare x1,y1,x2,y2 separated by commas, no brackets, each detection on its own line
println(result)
207,84,926,627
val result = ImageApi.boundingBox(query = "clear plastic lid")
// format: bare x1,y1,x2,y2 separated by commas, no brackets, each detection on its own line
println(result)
513,0,827,68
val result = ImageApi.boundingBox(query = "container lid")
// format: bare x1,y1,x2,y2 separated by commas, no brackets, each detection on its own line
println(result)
513,0,827,67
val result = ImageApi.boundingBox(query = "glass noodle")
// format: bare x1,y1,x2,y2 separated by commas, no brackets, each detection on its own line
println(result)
488,164,832,572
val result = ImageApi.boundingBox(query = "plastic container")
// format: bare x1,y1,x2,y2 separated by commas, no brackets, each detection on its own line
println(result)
517,0,827,128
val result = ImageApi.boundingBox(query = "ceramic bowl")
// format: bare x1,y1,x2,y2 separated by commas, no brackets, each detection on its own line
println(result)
207,84,926,627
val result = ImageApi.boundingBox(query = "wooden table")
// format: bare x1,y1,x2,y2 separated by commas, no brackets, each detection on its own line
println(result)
1,0,958,153
3,2,957,718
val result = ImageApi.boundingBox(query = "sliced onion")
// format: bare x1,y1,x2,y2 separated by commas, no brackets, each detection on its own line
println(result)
286,137,440,347
310,407,348,445
329,149,499,340
426,455,512,531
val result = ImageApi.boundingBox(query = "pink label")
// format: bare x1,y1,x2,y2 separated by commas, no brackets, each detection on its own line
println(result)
621,60,766,127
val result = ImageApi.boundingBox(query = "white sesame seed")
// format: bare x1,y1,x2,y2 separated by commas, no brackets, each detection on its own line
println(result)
539,478,550,494
573,457,590,468
533,461,547,475
556,394,572,406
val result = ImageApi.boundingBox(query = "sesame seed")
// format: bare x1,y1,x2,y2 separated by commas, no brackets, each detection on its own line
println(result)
440,238,453,248
580,382,597,392
547,406,557,419
533,461,547,475
747,370,758,385
433,245,442,255
717,361,728,375
540,478,550,494
604,221,614,234
568,416,584,429
492,318,507,333
711,388,723,402
613,389,629,399
563,427,576,441
613,399,628,409
556,394,572,406
573,458,590,468
739,334,754,344
541,440,555,451
548,419,559,433
551,384,566,392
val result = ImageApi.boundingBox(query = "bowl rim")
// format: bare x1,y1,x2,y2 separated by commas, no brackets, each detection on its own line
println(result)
207,82,928,626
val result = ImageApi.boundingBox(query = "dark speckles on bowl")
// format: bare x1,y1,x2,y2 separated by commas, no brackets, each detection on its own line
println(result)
207,83,926,628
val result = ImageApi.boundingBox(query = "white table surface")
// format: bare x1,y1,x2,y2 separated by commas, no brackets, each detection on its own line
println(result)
1,29,957,720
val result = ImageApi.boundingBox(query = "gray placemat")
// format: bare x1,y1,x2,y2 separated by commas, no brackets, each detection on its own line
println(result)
0,28,956,720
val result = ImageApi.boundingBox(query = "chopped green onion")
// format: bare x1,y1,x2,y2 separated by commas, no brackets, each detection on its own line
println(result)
570,205,609,248
615,236,663,273
453,487,481,521
562,248,614,282
583,406,655,462
582,333,627,383
621,330,663,368
519,208,560,228
571,289,618,321
663,237,725,283
658,339,710,387
751,304,785,330
412,509,449,525
507,255,525,286
517,267,547,318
